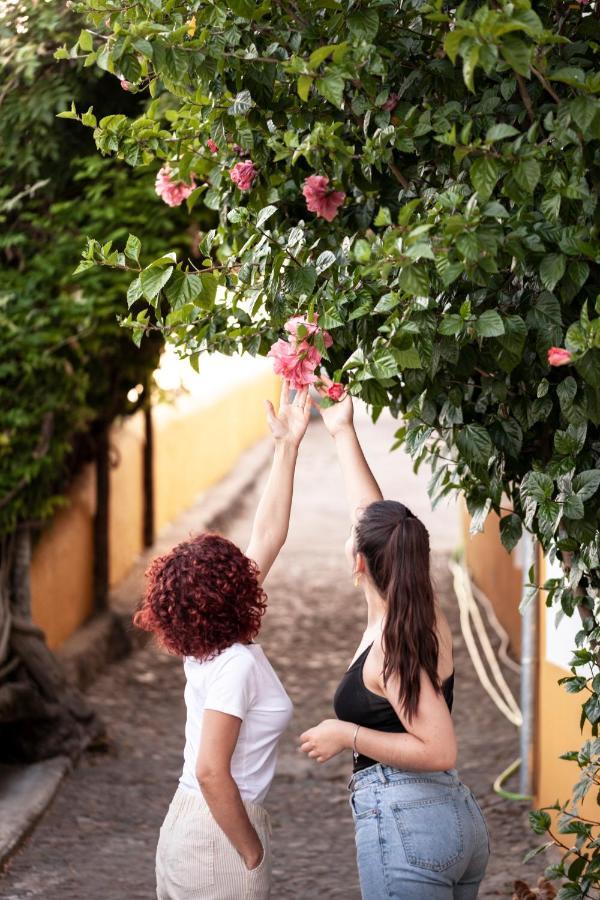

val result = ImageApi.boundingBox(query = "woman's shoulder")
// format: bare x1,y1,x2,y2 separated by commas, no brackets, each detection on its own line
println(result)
185,643,258,678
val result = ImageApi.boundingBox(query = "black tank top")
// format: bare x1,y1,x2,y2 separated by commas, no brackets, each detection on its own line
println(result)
333,643,455,773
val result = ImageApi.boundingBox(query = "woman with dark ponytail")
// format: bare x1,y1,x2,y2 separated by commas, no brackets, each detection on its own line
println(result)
300,380,490,899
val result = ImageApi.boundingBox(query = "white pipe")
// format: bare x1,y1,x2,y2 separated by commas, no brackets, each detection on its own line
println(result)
518,535,537,797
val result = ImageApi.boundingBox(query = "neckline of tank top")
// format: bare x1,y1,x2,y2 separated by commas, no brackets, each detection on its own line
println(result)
346,642,455,699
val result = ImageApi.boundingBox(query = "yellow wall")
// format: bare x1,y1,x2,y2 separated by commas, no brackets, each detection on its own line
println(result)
30,368,280,650
30,466,96,649
535,562,596,822
461,504,523,654
154,370,279,531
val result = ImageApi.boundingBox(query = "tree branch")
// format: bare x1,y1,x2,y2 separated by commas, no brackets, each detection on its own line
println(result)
516,74,535,124
389,162,410,190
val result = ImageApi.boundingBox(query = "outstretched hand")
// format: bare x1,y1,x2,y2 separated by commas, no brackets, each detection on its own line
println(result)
265,381,311,448
313,374,354,438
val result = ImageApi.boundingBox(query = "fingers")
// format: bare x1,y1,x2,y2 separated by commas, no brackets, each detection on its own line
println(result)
280,379,290,408
293,386,309,407
264,399,277,429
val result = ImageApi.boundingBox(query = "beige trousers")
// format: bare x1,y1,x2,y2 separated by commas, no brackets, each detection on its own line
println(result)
156,786,272,900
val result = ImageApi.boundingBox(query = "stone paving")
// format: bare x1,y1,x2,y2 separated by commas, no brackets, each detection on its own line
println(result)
0,409,542,899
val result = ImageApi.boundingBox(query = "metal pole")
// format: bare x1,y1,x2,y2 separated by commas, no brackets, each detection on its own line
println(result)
519,534,537,797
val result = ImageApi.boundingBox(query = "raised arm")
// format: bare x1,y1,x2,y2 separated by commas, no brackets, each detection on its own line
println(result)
245,381,310,583
315,377,382,523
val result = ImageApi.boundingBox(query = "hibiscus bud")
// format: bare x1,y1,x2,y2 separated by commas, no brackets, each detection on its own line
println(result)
327,382,345,401
207,139,219,154
382,92,399,112
120,79,131,91
547,347,572,367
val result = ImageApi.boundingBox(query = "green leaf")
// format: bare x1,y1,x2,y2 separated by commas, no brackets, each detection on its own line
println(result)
438,314,463,336
229,90,253,116
140,265,173,301
529,810,551,835
539,254,566,291
308,43,338,69
470,157,500,201
78,29,93,52
521,471,554,503
457,424,493,466
475,310,505,338
485,123,519,142
399,264,430,297
297,74,313,102
500,34,531,76
315,251,336,274
315,72,345,109
514,158,541,194
284,265,317,296
573,470,600,502
348,9,379,42
127,276,143,307
164,269,204,308
256,205,277,229
125,234,141,264
500,513,522,552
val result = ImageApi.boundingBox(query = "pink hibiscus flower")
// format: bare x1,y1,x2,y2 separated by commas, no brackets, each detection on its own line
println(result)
302,175,346,222
547,347,573,367
327,382,345,401
284,314,333,348
268,315,333,390
155,166,196,207
230,160,258,192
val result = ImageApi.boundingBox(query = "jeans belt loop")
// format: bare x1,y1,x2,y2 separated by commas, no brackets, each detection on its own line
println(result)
376,763,387,784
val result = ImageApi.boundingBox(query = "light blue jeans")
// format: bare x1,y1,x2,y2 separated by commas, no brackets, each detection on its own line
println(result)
349,764,490,899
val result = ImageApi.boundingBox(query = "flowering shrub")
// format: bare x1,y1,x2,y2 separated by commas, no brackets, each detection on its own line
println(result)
62,1,600,891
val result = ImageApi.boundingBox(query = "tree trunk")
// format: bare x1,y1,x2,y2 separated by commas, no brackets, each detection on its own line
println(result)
0,525,105,763
93,426,110,611
143,394,155,549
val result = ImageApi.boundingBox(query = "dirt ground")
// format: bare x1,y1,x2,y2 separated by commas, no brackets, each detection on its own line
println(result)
0,410,540,899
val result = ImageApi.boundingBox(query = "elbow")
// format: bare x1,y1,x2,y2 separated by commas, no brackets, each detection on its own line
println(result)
195,765,229,792
434,739,458,772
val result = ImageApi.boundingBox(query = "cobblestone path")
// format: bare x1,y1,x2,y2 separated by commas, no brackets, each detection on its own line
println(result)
1,411,539,899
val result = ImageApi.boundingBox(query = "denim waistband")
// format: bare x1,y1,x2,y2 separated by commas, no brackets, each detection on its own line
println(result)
348,763,461,793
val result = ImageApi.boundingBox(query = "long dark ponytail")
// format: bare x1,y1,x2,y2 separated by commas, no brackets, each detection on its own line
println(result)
355,500,439,722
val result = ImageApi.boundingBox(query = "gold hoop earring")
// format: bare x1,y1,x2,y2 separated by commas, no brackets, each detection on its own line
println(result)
353,574,360,588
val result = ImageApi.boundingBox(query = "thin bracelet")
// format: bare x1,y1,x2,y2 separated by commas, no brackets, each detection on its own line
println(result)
352,724,361,762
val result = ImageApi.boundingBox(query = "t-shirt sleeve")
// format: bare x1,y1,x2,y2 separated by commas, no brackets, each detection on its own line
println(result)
203,650,257,720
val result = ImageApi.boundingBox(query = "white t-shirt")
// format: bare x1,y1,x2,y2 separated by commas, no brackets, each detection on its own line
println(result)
179,642,293,805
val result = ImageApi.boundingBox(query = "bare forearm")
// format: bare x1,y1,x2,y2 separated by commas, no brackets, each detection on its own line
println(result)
251,440,297,552
334,427,382,522
339,721,456,772
198,773,262,861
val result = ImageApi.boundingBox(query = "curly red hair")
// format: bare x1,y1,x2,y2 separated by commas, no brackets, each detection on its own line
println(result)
133,533,267,659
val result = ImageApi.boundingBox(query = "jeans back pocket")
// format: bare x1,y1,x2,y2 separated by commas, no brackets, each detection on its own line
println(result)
391,792,464,872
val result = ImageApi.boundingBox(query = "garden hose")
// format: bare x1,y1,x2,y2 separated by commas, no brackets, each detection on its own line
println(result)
493,757,532,802
449,560,531,800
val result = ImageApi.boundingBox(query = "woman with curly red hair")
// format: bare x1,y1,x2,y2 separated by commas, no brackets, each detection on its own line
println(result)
135,382,311,900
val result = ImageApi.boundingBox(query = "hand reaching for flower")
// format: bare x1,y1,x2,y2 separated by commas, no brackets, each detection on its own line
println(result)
314,374,354,438
264,381,311,448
